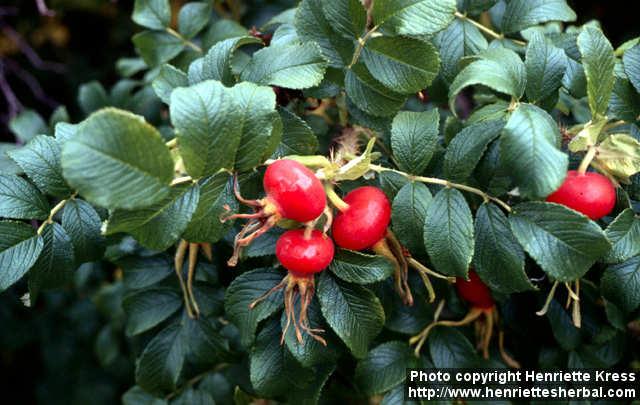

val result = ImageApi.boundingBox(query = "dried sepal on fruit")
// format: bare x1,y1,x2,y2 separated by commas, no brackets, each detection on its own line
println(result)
410,271,520,368
222,159,327,266
249,229,334,345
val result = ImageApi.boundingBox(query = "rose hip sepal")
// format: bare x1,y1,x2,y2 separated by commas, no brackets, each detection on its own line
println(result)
223,159,327,266
410,270,519,368
249,229,334,345
546,170,616,220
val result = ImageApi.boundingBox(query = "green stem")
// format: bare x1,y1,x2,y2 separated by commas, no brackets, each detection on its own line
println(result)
454,11,526,46
347,25,379,68
165,27,202,53
325,184,350,212
37,192,77,235
369,164,512,213
577,146,597,174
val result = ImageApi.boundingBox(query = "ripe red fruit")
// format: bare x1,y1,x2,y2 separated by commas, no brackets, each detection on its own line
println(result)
456,271,494,309
224,159,326,266
545,170,616,220
332,186,391,250
263,159,326,222
276,229,334,276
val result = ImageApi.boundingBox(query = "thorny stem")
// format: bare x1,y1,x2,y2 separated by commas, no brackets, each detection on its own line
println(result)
347,25,380,68
369,164,512,213
37,193,77,234
577,146,597,174
165,27,203,53
407,258,456,282
454,11,526,46
572,280,582,328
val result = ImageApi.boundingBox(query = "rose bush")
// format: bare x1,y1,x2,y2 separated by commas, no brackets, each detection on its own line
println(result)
2,0,640,403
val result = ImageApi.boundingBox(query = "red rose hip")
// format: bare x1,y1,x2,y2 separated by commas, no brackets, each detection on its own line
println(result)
546,170,616,220
276,229,334,276
456,271,494,309
332,186,391,250
263,159,326,222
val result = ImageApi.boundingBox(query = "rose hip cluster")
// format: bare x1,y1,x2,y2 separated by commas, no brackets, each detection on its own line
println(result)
224,159,399,344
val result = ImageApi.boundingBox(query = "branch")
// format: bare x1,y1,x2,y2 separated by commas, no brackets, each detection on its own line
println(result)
0,24,65,72
369,164,512,213
454,11,526,47
0,61,22,119
165,27,203,53
35,0,55,16
37,193,77,235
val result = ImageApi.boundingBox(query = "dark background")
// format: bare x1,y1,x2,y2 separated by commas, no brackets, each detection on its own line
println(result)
0,1,637,403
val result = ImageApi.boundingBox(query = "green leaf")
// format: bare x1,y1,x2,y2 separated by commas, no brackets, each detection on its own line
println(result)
201,36,262,86
78,81,110,115
601,256,640,313
170,80,242,177
132,0,171,29
391,182,431,256
250,320,313,398
202,19,248,49
321,0,366,39
0,143,20,175
183,173,237,243
525,31,567,104
272,108,318,157
610,77,640,123
546,299,581,351
118,254,174,290
501,0,576,34
136,323,187,394
123,287,182,335
499,103,568,198
152,64,188,104
372,0,457,37
329,249,394,284
509,202,611,282
123,386,167,405
428,327,478,367
229,82,278,172
224,268,285,347
133,31,184,66
317,272,385,358
178,2,211,39
423,188,474,278
577,26,616,118
391,109,439,174
281,297,337,368
62,108,174,209
623,44,640,93
117,58,148,78
27,223,73,301
8,135,72,197
241,42,328,89
473,203,534,293
345,63,406,117
596,134,640,181
172,389,214,405
449,48,526,114
436,18,488,84
54,122,78,144
604,209,640,264
61,199,105,264
107,184,200,251
296,0,354,68
0,221,44,291
9,109,47,143
0,175,49,220
355,341,417,395
443,120,504,183
361,36,440,94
